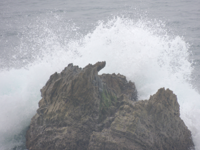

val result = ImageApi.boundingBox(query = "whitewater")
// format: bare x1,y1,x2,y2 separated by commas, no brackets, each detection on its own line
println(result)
0,16,200,150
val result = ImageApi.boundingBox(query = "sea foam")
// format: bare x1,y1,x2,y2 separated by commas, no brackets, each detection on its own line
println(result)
0,16,200,149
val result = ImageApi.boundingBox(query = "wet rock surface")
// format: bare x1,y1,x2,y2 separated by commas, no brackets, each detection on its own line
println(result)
26,62,194,150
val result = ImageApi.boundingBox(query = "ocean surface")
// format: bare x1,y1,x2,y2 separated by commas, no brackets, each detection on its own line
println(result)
0,0,200,149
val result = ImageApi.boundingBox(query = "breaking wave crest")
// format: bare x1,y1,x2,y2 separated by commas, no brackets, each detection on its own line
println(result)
0,16,200,149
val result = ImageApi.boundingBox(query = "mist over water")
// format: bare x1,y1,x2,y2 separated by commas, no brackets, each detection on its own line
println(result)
0,15,200,150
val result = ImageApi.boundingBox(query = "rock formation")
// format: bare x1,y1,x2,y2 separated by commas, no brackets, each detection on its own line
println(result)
26,61,194,150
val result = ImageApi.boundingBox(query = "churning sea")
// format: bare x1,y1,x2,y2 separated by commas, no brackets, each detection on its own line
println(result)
0,0,200,149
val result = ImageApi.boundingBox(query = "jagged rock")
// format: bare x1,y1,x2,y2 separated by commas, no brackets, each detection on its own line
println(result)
88,88,194,150
26,62,194,150
26,61,137,150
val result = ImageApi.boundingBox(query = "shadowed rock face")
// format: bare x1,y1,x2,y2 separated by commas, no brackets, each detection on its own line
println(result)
26,62,194,150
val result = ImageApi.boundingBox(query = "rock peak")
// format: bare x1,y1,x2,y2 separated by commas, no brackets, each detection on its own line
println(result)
95,61,106,72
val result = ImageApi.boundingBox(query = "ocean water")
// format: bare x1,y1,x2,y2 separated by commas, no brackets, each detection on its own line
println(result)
0,0,200,149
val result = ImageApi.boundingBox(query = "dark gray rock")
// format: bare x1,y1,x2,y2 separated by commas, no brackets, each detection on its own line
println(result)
26,62,194,150
88,88,195,150
26,61,137,150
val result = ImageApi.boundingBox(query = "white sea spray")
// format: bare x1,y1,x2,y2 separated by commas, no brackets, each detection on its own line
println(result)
0,16,199,149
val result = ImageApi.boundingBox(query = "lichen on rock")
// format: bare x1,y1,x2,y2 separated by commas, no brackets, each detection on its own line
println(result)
26,61,194,150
